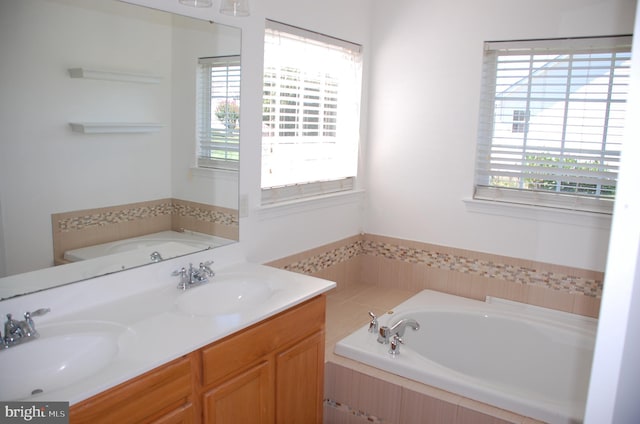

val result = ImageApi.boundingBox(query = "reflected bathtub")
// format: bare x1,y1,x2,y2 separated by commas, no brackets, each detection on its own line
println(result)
334,290,597,424
63,230,230,262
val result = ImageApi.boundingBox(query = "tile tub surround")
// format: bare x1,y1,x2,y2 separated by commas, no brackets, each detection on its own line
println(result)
52,198,238,264
267,235,601,422
267,233,603,318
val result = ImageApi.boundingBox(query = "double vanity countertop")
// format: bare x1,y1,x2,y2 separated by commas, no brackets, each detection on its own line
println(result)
0,258,336,404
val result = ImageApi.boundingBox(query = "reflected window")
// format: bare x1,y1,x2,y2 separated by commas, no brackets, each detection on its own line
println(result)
197,56,241,170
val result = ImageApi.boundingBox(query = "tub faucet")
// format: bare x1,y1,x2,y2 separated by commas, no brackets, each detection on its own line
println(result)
377,318,420,344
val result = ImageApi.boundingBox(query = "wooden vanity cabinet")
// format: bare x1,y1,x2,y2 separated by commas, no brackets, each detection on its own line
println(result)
69,295,326,424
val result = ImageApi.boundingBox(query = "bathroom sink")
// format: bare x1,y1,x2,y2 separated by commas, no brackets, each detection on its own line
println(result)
175,275,274,316
0,321,124,400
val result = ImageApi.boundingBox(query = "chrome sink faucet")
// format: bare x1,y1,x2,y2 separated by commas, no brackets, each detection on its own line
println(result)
1,308,50,349
172,261,215,290
377,318,420,344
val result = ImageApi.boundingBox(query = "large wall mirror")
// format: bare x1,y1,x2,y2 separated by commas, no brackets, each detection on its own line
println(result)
0,0,241,300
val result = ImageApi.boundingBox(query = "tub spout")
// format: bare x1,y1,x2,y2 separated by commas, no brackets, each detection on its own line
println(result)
390,318,420,338
377,318,420,344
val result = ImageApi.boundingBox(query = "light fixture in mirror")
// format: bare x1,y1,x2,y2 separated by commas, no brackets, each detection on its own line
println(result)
220,0,250,17
0,0,241,300
179,0,213,7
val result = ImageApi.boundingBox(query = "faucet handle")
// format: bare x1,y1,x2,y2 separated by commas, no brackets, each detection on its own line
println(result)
172,267,187,277
25,308,50,318
172,267,189,290
389,334,404,356
367,311,378,333
199,261,215,277
23,308,49,336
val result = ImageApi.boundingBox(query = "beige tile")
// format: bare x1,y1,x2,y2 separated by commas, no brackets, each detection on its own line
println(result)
359,254,381,285
456,406,515,424
424,267,455,294
485,279,527,304
323,403,361,424
326,364,402,423
571,293,601,318
349,286,416,312
457,397,526,423
400,388,458,424
377,257,406,288
525,285,575,313
452,273,488,301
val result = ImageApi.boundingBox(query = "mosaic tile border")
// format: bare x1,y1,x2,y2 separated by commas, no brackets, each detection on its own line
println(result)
324,398,386,424
172,203,238,226
283,238,604,298
56,200,238,232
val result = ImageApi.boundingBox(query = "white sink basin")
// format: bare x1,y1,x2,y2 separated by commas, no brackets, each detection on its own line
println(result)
0,321,124,400
175,275,274,316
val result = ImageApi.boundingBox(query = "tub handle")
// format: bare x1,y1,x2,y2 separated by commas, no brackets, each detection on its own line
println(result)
367,311,378,333
389,334,403,356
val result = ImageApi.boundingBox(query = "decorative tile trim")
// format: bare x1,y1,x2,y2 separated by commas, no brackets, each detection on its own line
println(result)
55,200,238,232
172,202,239,226
57,202,173,231
282,238,604,298
283,240,363,274
324,398,386,424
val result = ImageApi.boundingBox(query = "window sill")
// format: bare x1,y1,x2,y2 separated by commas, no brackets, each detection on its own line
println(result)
463,198,612,230
190,167,238,181
257,189,365,219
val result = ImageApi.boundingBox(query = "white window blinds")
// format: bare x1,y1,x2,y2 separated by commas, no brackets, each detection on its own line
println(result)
197,56,241,170
261,21,362,203
474,36,632,213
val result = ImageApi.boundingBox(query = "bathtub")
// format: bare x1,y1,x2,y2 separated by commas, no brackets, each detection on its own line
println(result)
334,290,597,424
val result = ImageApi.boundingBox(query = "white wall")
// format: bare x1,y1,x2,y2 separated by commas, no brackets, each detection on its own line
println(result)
365,0,636,271
585,3,640,421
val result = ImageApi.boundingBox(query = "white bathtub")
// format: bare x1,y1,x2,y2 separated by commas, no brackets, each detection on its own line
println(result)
334,290,597,424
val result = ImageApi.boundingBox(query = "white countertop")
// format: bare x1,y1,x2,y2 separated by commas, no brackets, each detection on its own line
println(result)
0,257,336,404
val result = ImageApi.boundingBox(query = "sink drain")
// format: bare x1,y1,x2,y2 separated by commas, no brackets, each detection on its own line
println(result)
31,388,44,395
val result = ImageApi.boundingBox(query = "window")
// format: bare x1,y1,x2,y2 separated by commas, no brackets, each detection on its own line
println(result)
261,20,363,204
474,36,632,214
511,110,529,133
197,56,241,170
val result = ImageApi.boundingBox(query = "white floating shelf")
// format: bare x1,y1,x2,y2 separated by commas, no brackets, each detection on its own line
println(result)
68,68,162,84
69,123,163,134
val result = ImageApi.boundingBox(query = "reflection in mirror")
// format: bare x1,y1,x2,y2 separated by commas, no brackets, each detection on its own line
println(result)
0,0,241,300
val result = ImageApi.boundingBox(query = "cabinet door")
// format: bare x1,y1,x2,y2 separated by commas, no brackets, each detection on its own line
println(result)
203,360,274,424
70,356,193,424
276,331,324,424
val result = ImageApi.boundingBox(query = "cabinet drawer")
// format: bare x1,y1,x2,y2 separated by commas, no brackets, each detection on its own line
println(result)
70,355,194,424
201,295,325,387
